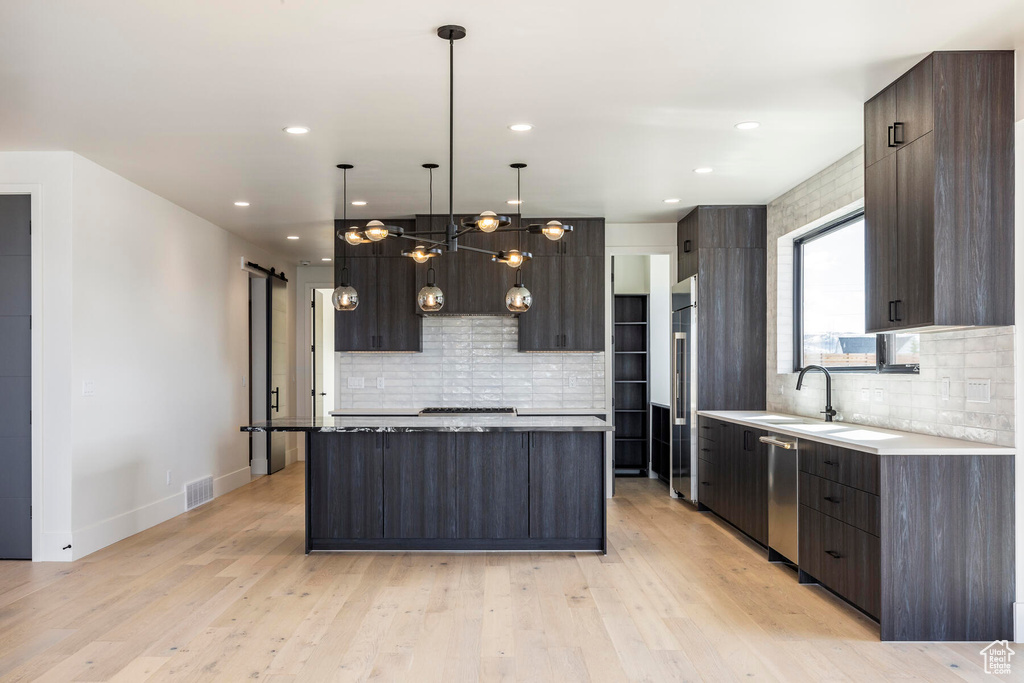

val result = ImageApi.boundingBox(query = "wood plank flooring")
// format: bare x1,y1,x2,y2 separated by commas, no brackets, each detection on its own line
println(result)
0,464,1001,681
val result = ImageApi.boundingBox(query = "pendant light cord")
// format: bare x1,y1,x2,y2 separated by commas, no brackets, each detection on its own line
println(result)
448,35,455,247
517,166,522,251
342,167,348,279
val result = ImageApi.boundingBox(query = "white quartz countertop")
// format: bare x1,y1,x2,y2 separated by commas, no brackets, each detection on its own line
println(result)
697,410,1014,456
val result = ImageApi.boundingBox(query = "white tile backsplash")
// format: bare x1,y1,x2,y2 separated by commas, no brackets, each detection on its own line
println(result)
335,317,605,411
767,146,1015,447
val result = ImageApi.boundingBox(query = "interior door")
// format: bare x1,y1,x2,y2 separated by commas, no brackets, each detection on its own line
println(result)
249,275,268,474
268,274,288,474
312,290,324,418
0,195,32,559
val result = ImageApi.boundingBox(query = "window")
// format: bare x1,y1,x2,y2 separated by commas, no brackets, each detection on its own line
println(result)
794,212,919,373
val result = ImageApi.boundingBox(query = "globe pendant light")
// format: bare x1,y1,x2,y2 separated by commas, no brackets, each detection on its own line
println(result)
364,219,389,241
542,220,566,241
506,268,532,313
417,266,445,312
333,267,359,311
403,164,443,264
333,164,359,311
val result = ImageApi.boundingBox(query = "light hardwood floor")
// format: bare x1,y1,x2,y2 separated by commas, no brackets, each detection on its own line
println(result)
0,463,1002,682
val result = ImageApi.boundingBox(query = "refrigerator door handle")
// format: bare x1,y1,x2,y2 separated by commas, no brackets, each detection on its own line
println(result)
674,332,687,425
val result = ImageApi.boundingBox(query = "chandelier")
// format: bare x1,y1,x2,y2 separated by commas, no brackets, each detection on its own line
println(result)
333,24,574,313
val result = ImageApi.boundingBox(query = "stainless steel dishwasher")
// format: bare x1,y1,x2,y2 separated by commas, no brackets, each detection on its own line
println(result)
760,434,799,566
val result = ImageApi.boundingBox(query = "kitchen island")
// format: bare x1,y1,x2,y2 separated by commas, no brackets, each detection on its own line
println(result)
241,416,613,553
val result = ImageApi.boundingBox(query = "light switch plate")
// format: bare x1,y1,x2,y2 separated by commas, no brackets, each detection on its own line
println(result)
348,377,365,389
966,379,991,403
941,377,950,401
377,377,385,389
873,388,884,402
82,380,96,397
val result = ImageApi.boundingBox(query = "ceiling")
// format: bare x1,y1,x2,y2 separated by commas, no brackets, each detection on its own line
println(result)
1,1,1022,263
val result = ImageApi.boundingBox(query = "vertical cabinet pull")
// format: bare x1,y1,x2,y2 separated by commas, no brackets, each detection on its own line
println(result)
893,122,904,145
887,125,895,147
888,300,895,322
893,300,902,322
683,239,692,253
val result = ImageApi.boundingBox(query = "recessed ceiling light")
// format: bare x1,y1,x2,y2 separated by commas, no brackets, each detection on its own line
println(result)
321,257,332,262
283,126,310,135
663,198,680,204
508,123,533,132
507,199,523,205
351,201,367,206
287,235,300,240
735,121,760,130
694,167,714,174
234,201,250,207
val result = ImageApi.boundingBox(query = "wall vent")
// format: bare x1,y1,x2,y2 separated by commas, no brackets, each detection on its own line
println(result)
185,476,214,511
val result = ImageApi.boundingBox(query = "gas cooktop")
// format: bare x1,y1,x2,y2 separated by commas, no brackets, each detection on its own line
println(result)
418,407,518,416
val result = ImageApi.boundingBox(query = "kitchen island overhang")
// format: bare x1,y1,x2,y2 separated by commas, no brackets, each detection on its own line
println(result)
242,416,613,554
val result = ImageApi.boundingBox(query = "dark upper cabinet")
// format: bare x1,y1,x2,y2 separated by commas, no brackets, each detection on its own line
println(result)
863,51,1014,333
864,154,898,331
676,211,698,280
518,254,604,352
335,251,422,353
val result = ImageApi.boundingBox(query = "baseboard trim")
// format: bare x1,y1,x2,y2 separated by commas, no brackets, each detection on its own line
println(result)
69,465,252,561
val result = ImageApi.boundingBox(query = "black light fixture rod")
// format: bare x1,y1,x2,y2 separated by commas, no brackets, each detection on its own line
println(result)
398,234,446,246
448,32,455,251
454,244,501,257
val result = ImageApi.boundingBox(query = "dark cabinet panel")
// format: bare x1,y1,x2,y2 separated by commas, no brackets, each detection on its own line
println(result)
308,433,383,540
334,258,378,352
517,257,563,351
530,432,604,540
523,217,605,257
895,133,935,329
452,251,516,315
455,433,529,539
864,85,897,168
376,257,422,351
697,206,767,249
799,504,880,619
563,256,604,351
895,56,933,148
864,154,898,333
383,433,457,539
676,212,698,280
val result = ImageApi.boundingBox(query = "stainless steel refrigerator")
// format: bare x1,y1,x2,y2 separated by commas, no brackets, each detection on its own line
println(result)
670,276,698,503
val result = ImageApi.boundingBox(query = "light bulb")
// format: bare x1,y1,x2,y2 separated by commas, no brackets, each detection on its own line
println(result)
477,211,499,233
412,250,429,264
364,219,388,242
505,284,532,313
332,285,359,311
507,251,524,268
417,284,445,312
542,220,565,241
344,230,364,245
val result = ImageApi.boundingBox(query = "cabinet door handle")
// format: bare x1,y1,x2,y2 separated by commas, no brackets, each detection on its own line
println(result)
562,334,567,347
894,300,902,322
825,550,842,559
887,125,895,147
893,122,904,145
700,481,711,486
683,239,692,253
700,448,711,453
888,300,895,322
823,496,841,504
822,460,837,466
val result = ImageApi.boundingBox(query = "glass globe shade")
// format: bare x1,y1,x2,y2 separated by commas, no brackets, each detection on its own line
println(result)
477,211,499,233
506,251,524,268
542,220,565,241
365,219,389,242
505,284,532,313
344,230,364,246
417,284,445,312
410,247,430,264
332,285,359,311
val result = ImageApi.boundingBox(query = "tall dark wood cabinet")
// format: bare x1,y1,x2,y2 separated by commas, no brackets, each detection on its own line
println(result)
334,219,421,352
676,206,767,412
612,295,649,474
519,217,605,352
863,51,1014,333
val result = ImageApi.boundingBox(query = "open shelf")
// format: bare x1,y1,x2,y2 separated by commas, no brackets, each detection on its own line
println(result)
613,293,649,475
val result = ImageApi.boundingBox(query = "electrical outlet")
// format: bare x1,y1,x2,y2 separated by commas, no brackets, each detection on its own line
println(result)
966,379,991,403
82,380,96,397
166,470,172,486
348,377,365,389
569,375,578,388
941,377,951,401
377,377,385,389
873,388,884,402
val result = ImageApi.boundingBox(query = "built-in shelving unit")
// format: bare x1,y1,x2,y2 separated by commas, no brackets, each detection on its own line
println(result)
613,295,649,475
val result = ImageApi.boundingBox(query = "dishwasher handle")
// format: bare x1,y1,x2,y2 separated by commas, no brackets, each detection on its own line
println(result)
759,435,797,450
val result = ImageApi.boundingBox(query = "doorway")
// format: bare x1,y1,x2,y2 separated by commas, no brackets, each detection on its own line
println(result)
0,194,31,559
246,263,288,475
311,289,335,418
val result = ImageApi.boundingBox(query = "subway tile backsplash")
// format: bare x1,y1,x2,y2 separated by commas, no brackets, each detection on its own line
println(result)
335,317,606,410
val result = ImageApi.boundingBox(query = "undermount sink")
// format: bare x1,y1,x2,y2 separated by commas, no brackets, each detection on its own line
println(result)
790,422,847,433
826,429,899,441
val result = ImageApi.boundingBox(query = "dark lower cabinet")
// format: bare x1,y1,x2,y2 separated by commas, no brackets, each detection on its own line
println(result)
455,433,529,539
308,431,606,552
694,418,767,547
308,432,383,540
799,504,880,619
529,432,604,541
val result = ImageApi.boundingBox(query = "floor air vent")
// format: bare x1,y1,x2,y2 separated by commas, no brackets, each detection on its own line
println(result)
185,476,214,511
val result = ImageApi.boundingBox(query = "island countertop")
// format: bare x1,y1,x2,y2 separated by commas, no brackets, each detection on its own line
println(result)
241,415,613,433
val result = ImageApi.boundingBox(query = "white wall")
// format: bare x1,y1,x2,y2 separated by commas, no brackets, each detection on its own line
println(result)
1012,43,1024,641
1,152,296,560
613,255,650,294
648,255,672,407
